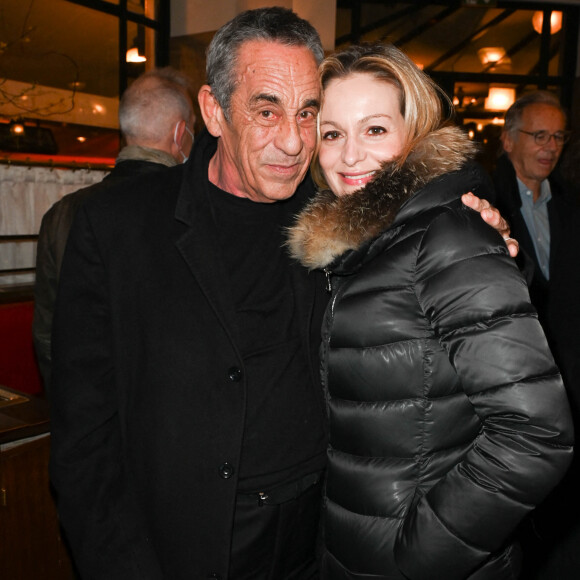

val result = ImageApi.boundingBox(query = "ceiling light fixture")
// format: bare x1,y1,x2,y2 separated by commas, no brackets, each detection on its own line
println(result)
532,11,562,35
68,80,86,90
478,47,506,66
484,87,515,111
9,119,25,136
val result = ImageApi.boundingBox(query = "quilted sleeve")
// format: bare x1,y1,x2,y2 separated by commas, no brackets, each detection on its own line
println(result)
395,204,573,579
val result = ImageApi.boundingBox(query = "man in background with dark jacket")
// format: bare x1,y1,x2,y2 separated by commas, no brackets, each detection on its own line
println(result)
492,90,580,579
32,67,195,390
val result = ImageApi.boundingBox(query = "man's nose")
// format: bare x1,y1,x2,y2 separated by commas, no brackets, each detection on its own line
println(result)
276,116,303,156
544,134,560,151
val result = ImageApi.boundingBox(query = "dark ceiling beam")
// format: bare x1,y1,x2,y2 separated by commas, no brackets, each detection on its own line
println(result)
431,70,564,86
426,9,514,71
525,40,565,85
560,6,579,106
335,4,420,46
336,1,434,45
394,5,459,48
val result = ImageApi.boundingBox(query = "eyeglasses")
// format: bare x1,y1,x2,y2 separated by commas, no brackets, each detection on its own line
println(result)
518,129,571,147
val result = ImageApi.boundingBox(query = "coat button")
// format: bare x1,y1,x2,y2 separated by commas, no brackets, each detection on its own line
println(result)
218,462,234,479
228,367,242,382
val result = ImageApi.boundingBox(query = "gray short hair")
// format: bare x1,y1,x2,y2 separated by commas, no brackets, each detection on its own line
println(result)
504,90,566,136
119,67,194,142
206,7,323,120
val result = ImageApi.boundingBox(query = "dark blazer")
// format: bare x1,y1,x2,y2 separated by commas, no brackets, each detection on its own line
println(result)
33,159,170,390
49,131,328,579
492,154,580,413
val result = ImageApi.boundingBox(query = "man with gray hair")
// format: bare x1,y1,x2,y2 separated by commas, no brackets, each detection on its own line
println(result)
51,11,326,578
49,8,513,580
493,91,577,395
33,66,195,389
118,67,195,163
492,90,580,579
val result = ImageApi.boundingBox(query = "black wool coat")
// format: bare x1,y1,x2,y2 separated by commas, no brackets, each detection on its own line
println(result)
33,158,172,390
49,131,328,580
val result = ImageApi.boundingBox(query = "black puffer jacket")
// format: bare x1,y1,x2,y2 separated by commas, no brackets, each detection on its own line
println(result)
288,127,573,579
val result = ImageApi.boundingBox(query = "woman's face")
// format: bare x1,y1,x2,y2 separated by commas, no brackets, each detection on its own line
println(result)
318,72,406,197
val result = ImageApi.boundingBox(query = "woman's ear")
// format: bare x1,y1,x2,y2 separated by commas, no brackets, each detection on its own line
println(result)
198,85,225,137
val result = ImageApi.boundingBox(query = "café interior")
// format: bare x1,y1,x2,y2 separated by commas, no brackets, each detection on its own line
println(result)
0,0,578,578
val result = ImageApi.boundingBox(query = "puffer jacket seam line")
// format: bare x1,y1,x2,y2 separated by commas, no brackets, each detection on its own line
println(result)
326,497,403,521
418,247,511,284
439,311,538,338
328,445,472,460
330,337,422,351
467,370,564,396
419,498,492,554
324,548,390,577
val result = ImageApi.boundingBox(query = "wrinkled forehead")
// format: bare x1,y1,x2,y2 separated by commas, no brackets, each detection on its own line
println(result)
232,40,321,104
522,103,566,130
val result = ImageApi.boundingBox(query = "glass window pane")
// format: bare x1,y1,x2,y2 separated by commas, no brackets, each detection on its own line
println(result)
0,0,119,116
127,0,159,20
0,0,120,159
126,21,156,84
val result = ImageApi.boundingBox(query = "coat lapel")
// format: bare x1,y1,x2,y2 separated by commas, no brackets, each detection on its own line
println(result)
173,148,241,347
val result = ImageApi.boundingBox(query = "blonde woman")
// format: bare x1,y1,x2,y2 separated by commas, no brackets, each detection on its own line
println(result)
288,43,573,579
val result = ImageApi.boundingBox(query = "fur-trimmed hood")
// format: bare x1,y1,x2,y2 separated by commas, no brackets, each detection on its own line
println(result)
287,126,477,270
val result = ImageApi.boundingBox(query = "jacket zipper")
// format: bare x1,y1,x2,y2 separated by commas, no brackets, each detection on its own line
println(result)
323,268,332,293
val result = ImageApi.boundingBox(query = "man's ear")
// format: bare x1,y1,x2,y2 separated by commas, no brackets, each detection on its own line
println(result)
198,85,225,137
174,119,186,145
501,131,514,154
170,119,186,161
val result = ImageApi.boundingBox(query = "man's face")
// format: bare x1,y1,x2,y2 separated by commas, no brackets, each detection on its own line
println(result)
210,40,320,203
503,103,566,188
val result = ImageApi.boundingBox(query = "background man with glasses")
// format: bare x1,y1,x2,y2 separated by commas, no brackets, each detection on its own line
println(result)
493,90,580,580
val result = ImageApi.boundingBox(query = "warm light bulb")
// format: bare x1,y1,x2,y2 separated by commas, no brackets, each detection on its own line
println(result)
478,47,506,66
10,122,25,136
126,47,146,63
485,88,516,111
532,11,562,35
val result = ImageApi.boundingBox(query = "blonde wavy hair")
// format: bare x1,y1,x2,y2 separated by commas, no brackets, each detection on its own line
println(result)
312,42,452,190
